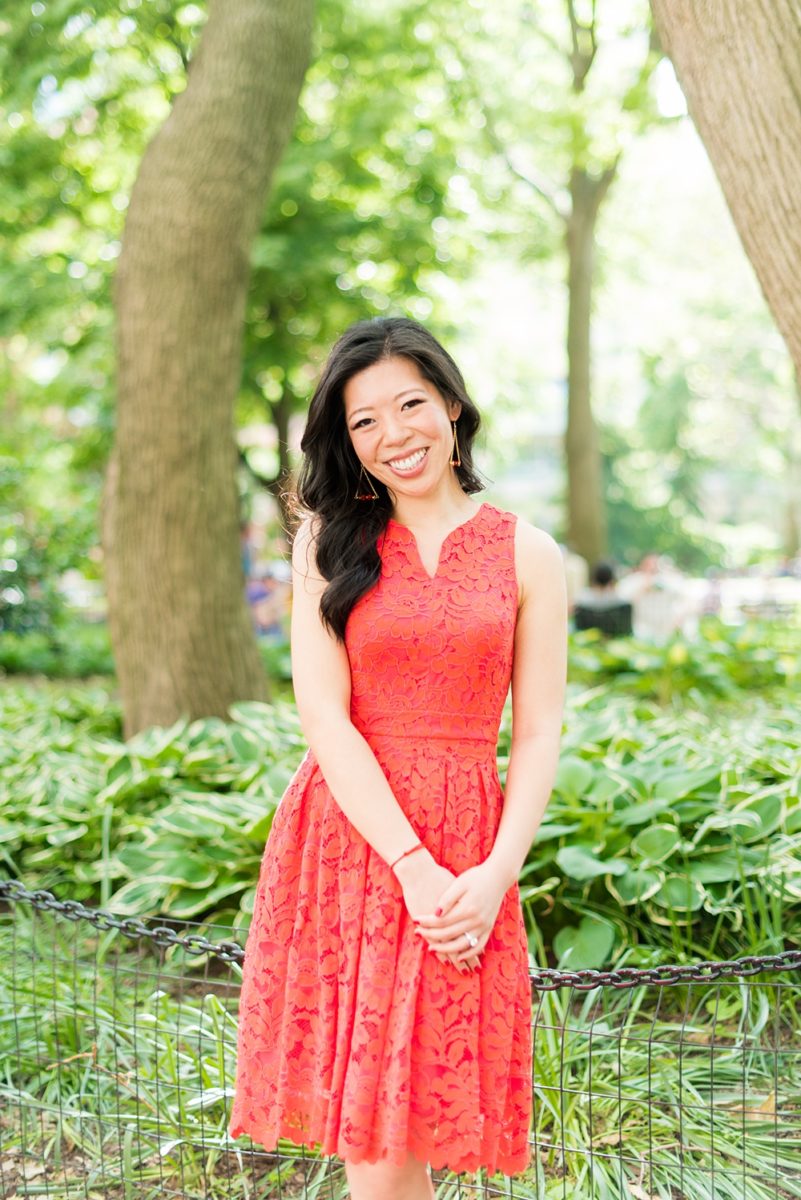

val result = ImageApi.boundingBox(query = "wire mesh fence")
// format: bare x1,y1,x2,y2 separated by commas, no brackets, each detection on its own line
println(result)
2,879,800,1200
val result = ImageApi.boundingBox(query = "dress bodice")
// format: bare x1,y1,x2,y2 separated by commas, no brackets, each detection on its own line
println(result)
345,503,519,743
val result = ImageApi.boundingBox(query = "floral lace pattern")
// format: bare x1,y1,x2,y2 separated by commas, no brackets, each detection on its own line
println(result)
228,503,533,1175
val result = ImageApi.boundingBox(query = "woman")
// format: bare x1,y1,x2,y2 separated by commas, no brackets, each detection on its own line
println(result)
228,316,567,1198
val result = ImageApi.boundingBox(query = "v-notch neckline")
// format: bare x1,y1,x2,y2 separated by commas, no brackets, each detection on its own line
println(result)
388,503,486,581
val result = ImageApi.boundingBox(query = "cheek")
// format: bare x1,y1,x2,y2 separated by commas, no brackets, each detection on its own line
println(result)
349,429,376,461
429,412,453,441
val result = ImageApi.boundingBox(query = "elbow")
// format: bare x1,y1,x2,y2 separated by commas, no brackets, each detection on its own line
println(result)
296,696,353,745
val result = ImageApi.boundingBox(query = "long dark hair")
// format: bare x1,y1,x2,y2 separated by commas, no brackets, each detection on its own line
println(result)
295,316,484,640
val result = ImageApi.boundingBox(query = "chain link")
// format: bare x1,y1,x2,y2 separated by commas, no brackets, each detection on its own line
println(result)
1,880,246,965
3,878,800,989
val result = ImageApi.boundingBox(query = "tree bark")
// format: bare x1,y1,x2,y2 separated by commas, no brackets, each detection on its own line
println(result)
565,164,617,565
650,0,801,378
104,0,314,736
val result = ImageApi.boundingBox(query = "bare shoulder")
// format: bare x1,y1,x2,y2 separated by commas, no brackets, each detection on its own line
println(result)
513,516,567,604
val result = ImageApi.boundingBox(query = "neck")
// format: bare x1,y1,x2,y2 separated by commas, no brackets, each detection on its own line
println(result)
390,479,475,529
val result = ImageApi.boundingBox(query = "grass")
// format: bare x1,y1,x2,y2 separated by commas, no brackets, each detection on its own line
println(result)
2,901,800,1199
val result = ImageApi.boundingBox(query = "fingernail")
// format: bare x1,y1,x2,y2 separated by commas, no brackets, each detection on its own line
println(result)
435,906,442,917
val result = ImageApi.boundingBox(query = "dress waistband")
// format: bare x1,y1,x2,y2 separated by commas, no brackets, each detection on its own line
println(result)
352,710,498,744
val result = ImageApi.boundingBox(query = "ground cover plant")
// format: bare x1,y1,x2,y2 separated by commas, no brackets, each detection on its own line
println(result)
569,616,800,703
0,617,288,686
2,615,798,701
1,665,799,969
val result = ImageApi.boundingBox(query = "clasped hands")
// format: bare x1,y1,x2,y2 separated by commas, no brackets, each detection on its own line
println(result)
394,848,508,973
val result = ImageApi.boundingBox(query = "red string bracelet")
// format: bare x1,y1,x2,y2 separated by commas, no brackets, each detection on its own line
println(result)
389,841,425,873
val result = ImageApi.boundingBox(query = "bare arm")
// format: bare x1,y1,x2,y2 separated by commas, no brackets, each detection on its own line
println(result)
291,519,479,970
485,520,568,888
290,519,422,864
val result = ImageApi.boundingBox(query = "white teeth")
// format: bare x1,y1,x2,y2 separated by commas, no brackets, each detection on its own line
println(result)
389,449,426,472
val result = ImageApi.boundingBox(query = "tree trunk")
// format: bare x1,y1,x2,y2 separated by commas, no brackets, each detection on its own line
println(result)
650,0,801,378
785,380,801,557
104,0,314,736
266,387,295,537
564,165,616,565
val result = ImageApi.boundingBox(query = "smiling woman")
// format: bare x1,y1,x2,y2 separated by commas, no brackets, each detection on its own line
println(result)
293,318,485,640
345,358,459,485
228,317,568,1197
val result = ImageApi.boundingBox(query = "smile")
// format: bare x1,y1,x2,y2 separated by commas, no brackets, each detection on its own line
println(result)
386,448,428,474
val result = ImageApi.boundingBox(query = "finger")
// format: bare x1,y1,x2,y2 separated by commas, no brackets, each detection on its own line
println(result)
458,949,484,967
415,918,477,944
417,929,466,949
437,933,486,956
434,879,468,920
451,953,481,972
415,897,469,928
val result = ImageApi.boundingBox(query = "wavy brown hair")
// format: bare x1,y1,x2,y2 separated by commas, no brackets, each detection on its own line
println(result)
295,316,484,640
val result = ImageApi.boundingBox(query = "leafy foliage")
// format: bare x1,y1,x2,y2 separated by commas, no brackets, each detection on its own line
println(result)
501,688,801,966
2,666,799,965
0,622,114,677
568,616,801,701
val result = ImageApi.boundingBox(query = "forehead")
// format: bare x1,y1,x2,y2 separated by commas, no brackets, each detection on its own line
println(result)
343,356,432,415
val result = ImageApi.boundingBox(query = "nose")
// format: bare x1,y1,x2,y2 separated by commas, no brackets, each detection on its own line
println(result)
380,413,410,448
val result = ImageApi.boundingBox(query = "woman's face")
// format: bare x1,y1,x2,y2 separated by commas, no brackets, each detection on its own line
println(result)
343,356,461,500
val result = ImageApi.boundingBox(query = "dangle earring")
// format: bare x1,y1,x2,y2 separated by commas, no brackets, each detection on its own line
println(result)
450,420,461,468
354,463,379,501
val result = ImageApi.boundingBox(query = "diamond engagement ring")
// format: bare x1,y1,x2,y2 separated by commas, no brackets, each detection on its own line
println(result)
464,931,478,949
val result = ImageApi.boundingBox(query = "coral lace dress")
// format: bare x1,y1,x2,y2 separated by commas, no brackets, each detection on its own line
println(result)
228,502,533,1175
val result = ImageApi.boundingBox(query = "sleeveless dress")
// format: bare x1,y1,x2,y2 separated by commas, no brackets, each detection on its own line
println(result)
228,502,533,1175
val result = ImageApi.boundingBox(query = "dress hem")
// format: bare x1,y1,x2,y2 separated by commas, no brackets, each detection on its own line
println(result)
228,1119,532,1178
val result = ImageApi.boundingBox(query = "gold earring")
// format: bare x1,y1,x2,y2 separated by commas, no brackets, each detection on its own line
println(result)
450,420,461,468
354,464,379,501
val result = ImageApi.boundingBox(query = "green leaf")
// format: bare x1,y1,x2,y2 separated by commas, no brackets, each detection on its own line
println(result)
45,822,89,846
652,766,721,802
108,878,167,916
245,810,274,843
651,874,705,912
227,727,266,764
554,916,615,970
607,865,663,905
534,822,582,843
630,824,681,863
154,805,227,839
556,845,627,881
731,788,784,842
615,797,672,827
126,717,189,762
554,757,594,801
165,878,245,918
689,851,753,884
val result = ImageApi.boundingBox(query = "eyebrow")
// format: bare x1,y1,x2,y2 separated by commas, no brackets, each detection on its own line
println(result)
347,387,428,420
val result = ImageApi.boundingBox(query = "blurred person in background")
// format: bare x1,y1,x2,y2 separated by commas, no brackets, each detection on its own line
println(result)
573,560,633,637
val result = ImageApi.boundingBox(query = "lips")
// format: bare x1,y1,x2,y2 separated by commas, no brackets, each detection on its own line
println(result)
385,447,428,474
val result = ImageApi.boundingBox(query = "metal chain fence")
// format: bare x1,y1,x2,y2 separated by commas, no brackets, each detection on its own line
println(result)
2,879,800,1199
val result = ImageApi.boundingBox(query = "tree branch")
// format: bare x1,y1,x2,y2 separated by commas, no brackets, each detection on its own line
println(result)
567,0,580,65
481,105,569,221
566,0,597,91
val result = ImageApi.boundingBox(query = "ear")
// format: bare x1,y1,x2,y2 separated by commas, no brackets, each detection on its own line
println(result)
448,398,462,421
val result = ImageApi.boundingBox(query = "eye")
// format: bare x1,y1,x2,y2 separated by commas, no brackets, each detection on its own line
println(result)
350,416,373,430
402,398,425,410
